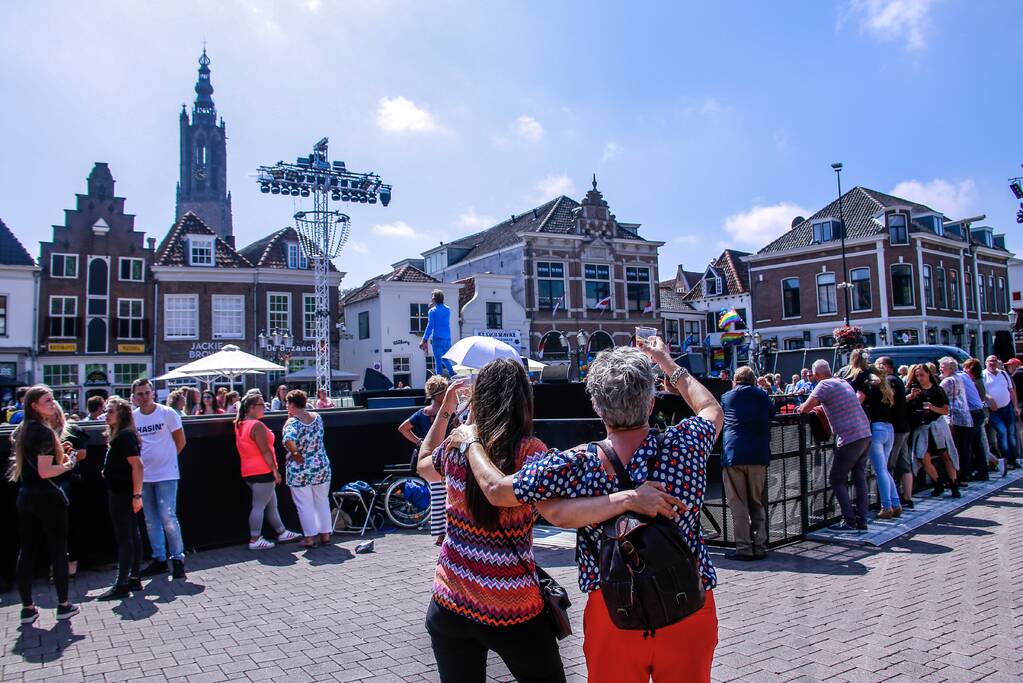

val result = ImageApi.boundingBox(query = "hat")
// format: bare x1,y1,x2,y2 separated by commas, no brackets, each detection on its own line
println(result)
1006,358,1021,368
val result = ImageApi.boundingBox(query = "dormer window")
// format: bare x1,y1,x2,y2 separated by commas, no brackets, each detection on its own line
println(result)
286,242,308,269
888,213,909,245
811,220,838,243
188,235,215,267
703,269,722,296
932,216,943,237
972,228,993,248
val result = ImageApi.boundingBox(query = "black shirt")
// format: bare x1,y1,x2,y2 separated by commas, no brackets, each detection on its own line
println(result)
906,384,948,429
103,430,140,494
887,375,910,434
15,421,60,492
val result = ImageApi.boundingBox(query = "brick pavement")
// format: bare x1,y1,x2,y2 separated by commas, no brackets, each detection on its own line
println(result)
2,483,1022,682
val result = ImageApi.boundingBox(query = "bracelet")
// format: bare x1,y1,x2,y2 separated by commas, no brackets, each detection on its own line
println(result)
669,366,689,385
459,438,482,455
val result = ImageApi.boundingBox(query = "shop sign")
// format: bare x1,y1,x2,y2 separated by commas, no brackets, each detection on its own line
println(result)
118,343,145,353
473,329,522,350
0,362,16,379
188,341,223,359
48,343,77,352
84,370,109,386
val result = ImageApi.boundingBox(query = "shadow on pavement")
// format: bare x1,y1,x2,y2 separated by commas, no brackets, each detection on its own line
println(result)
12,620,85,663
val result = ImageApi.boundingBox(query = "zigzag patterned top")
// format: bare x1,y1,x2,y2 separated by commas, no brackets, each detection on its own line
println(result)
431,436,548,626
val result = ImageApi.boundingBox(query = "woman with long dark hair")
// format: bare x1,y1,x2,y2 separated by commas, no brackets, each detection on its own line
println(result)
46,402,87,579
8,385,79,624
97,396,145,600
235,392,300,549
847,350,902,518
271,384,288,412
906,363,960,497
199,390,224,415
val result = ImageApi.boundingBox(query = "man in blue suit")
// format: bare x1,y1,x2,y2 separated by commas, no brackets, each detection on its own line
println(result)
419,289,455,377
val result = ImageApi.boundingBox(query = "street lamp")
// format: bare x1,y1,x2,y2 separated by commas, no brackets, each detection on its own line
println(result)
575,330,588,382
879,325,888,344
832,162,851,326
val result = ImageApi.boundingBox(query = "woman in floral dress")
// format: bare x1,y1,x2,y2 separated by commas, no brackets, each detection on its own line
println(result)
282,390,333,548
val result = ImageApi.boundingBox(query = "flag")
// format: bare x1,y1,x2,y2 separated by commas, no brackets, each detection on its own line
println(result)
643,301,654,314
595,295,612,311
551,296,563,316
720,331,746,346
682,334,695,352
702,335,711,347
537,339,545,359
718,308,743,330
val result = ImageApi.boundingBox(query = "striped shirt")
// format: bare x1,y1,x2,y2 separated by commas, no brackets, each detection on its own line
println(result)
809,378,870,447
431,436,548,626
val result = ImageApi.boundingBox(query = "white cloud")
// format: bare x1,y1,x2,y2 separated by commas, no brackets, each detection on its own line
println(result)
533,174,576,201
601,142,621,162
672,234,700,247
723,202,810,249
512,115,544,143
889,178,977,218
371,221,417,239
457,207,497,232
348,240,369,254
376,96,440,133
849,0,936,51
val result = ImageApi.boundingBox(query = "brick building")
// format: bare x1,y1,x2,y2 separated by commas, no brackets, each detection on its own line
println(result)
421,177,663,365
36,163,155,411
747,186,1013,357
0,220,39,403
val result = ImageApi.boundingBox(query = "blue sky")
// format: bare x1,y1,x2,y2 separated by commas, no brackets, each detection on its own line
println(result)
1,1,1020,287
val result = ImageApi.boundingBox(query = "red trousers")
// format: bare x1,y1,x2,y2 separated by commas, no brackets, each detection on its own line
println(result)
583,588,718,683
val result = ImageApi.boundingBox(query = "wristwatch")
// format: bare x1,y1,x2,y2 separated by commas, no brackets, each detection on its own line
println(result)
459,438,482,455
669,366,690,385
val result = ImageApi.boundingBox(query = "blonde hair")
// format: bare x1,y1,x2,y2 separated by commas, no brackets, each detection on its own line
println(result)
424,375,449,400
733,366,756,385
7,385,64,482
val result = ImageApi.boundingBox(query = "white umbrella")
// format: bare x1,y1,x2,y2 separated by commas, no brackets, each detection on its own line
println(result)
442,336,522,370
170,344,285,375
526,358,546,372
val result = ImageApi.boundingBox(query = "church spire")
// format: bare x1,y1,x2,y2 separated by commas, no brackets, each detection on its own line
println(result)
192,48,216,124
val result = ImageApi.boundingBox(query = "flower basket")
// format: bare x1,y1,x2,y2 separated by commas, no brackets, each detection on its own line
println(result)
833,325,864,350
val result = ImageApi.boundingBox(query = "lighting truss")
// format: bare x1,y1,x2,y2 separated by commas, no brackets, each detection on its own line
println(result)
256,138,391,396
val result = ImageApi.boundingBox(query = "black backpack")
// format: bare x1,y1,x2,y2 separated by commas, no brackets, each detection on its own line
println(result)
592,438,705,635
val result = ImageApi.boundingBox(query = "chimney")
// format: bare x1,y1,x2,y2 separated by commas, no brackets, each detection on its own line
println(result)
225,235,235,249
147,237,156,251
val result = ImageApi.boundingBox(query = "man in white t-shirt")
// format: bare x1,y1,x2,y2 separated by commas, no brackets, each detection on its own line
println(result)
132,378,188,578
982,356,1020,469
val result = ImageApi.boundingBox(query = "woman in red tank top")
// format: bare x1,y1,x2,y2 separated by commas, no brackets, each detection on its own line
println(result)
235,392,300,550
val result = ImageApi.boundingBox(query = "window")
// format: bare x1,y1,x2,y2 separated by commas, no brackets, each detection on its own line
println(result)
923,265,933,308
212,295,244,339
410,303,429,334
393,357,411,388
816,272,837,315
486,302,503,329
732,308,748,331
113,363,147,386
933,216,944,237
811,220,836,243
949,269,960,310
988,275,995,313
704,272,720,296
626,266,652,312
584,264,612,310
979,275,987,313
49,296,77,337
891,264,914,307
819,335,836,347
683,320,701,342
784,338,805,351
536,262,566,310
119,257,144,282
188,236,215,267
782,278,801,318
935,267,947,308
287,242,308,270
850,268,871,311
116,299,144,339
267,293,290,332
425,355,436,380
358,311,369,339
888,213,909,245
0,295,6,337
894,329,919,346
425,251,447,274
705,311,717,335
302,294,317,339
965,271,974,311
50,253,78,278
164,294,198,339
43,364,78,387
998,277,1007,314
664,319,681,349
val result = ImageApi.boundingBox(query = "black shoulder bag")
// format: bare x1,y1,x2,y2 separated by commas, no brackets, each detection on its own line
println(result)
594,437,705,635
496,527,573,640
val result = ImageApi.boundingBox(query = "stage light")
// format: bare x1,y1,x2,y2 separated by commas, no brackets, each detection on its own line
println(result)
260,183,270,193
380,188,391,206
369,195,377,204
270,184,281,194
331,191,341,201
341,192,350,201
1011,179,1023,200
300,188,310,197
290,187,300,196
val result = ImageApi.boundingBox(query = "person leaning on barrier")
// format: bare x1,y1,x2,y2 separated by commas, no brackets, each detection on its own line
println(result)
450,338,724,683
720,366,774,561
799,359,872,532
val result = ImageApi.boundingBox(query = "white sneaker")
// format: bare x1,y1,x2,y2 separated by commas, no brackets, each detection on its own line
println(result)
276,530,302,543
248,537,275,550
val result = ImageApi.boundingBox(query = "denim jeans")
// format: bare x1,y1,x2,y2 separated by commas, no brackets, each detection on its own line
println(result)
869,423,901,510
988,404,1019,464
431,337,455,377
142,480,185,561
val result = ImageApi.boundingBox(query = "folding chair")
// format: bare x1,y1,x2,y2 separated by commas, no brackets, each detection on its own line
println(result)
332,487,377,536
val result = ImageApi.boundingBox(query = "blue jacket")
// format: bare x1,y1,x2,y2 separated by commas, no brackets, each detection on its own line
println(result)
721,384,775,467
423,303,451,343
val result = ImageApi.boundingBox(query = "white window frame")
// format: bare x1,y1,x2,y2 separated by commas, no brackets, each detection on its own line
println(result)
302,293,317,340
935,266,947,309
0,294,7,337
584,263,613,311
816,272,838,316
267,292,291,333
888,213,909,245
287,242,309,270
49,295,77,338
112,363,148,387
118,257,145,282
43,364,78,387
891,263,915,308
949,269,960,310
212,294,245,340
626,266,653,312
410,303,429,334
116,298,144,340
811,220,835,244
535,261,567,311
188,236,215,267
849,268,871,312
164,294,199,340
50,253,78,279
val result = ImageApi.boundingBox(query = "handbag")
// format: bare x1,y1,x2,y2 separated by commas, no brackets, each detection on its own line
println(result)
497,527,573,640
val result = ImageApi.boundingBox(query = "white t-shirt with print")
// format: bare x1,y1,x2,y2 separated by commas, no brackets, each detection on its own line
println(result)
133,403,184,483
983,369,1013,409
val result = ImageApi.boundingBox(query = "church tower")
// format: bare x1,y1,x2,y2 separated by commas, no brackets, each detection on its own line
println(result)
176,49,234,243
